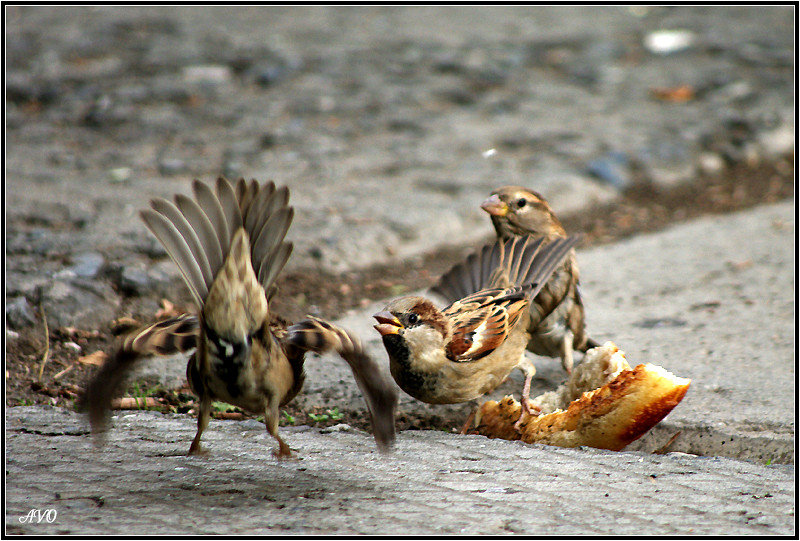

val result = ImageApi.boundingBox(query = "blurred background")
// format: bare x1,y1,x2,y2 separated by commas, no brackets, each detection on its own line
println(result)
6,6,794,268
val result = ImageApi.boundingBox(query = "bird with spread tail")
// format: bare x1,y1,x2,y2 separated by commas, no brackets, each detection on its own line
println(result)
373,233,579,424
80,177,397,457
481,186,599,375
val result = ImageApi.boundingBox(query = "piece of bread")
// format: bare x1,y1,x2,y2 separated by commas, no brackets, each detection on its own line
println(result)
473,342,690,451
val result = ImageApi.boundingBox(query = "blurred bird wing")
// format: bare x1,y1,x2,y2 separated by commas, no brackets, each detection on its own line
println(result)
444,287,528,361
285,316,398,452
124,313,200,356
80,314,200,438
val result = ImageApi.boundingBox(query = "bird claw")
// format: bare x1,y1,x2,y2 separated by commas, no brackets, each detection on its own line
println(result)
188,444,209,457
272,443,296,460
513,397,541,433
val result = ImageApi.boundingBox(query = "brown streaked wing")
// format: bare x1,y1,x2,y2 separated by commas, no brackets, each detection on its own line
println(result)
445,290,528,362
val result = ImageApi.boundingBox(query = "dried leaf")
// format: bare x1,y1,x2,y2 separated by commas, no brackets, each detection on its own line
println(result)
60,326,101,339
155,298,187,319
650,85,695,102
111,317,140,336
77,351,108,366
111,397,160,409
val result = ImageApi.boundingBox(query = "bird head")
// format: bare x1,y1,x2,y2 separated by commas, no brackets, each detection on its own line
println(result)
373,296,450,366
481,186,565,239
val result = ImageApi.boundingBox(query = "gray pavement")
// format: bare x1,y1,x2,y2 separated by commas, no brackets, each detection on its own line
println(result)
5,202,796,536
4,406,795,536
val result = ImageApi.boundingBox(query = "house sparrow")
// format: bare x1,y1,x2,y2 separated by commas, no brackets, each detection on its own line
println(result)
481,186,599,374
373,234,579,422
81,177,397,456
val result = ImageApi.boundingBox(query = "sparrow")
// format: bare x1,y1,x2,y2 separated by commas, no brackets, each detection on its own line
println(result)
373,234,579,422
481,186,599,374
81,177,397,457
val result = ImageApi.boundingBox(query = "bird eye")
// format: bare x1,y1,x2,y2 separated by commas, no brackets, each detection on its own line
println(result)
407,313,419,325
516,198,527,209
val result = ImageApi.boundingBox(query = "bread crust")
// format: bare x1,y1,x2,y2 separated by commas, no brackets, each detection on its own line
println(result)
472,343,690,451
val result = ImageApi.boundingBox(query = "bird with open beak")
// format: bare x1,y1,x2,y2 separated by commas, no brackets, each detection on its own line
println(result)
373,234,579,424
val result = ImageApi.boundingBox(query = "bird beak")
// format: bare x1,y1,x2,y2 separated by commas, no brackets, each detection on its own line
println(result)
373,311,403,336
481,194,509,217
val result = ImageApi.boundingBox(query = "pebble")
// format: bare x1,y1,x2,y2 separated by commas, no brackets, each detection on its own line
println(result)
40,277,121,330
698,152,726,175
109,167,132,184
5,296,37,329
157,158,186,176
221,158,244,180
320,423,353,434
182,65,233,85
644,29,695,55
757,124,794,158
251,64,289,87
119,264,152,296
586,151,632,190
68,252,105,279
638,138,697,188
82,94,130,127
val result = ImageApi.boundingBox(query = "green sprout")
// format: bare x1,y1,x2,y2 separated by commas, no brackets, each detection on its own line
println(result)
308,408,344,423
211,401,239,413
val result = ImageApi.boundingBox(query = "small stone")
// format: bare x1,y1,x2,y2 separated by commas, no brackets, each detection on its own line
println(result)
643,29,695,55
698,152,725,175
110,167,132,184
119,264,151,295
130,352,191,389
82,94,130,127
158,158,186,176
53,269,77,281
320,423,353,434
40,277,120,329
715,81,754,103
252,64,287,87
182,65,233,85
69,252,105,279
586,151,632,189
5,296,37,329
758,125,794,158
638,137,696,188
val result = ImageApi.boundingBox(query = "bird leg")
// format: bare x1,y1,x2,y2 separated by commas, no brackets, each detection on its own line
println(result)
514,359,540,432
188,396,211,456
265,403,294,459
561,330,575,375
459,402,479,434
